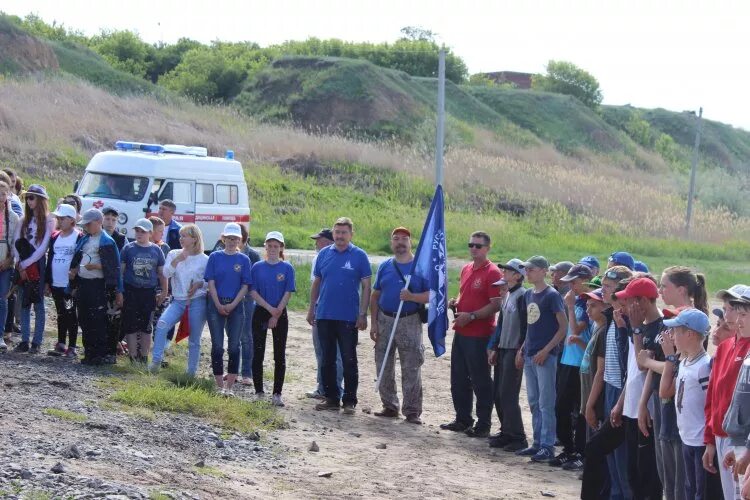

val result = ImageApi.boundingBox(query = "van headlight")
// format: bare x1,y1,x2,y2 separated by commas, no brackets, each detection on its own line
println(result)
118,213,128,225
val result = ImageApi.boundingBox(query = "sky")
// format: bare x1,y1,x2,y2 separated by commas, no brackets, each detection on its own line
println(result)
4,0,749,130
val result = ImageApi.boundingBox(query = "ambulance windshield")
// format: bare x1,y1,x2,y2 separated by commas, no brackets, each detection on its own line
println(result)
79,173,149,202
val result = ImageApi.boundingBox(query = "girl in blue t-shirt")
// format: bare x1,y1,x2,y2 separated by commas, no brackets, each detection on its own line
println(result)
250,231,296,406
205,223,252,396
120,218,166,363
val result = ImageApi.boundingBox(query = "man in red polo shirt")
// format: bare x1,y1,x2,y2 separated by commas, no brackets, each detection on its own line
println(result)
440,231,502,437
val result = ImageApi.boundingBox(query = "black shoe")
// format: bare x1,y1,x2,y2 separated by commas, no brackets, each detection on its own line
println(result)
465,426,490,438
439,420,472,432
405,414,422,425
28,343,40,354
488,434,512,448
374,407,399,418
562,454,584,471
549,452,573,467
102,355,117,365
315,400,341,411
14,341,29,353
342,404,356,415
503,440,529,453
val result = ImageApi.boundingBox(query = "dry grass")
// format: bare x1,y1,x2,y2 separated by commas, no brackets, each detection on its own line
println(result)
1,75,747,241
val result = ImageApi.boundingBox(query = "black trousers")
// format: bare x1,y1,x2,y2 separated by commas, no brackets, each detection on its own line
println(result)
556,363,584,454
450,334,493,429
77,278,108,361
581,418,623,500
493,348,526,441
252,307,288,395
318,319,359,406
625,416,662,500
51,286,78,347
105,287,122,356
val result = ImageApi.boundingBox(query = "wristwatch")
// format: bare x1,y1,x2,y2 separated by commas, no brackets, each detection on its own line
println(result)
633,327,642,335
666,354,679,364
469,313,477,321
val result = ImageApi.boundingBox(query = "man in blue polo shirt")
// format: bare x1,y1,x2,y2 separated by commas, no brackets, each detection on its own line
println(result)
370,227,429,424
307,217,372,414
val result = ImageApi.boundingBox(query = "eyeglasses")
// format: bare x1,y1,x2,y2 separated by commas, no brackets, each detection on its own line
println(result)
468,243,485,249
25,194,36,201
604,269,624,280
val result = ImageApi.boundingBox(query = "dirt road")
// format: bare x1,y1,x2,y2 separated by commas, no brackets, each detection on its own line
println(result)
0,311,582,499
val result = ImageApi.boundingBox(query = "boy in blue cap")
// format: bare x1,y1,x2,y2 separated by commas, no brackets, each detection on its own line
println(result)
659,308,711,500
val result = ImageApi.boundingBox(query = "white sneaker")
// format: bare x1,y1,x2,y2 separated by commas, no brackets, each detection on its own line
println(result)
224,387,235,398
216,386,226,396
0,339,6,352
272,394,285,407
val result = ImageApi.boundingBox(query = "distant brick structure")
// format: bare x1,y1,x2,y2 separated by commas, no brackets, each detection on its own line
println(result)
484,71,533,89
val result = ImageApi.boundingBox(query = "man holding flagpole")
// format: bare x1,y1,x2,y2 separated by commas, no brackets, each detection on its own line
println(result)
440,231,502,438
370,227,429,424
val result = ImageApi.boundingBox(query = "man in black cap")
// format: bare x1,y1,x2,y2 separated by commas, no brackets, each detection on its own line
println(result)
305,228,343,400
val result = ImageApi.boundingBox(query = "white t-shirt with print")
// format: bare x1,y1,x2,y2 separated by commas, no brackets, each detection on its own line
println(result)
675,352,711,446
51,231,78,287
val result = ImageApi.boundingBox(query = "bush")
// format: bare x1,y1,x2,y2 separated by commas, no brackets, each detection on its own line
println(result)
532,60,603,109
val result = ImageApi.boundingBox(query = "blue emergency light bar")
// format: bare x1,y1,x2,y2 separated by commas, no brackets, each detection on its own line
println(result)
115,141,165,153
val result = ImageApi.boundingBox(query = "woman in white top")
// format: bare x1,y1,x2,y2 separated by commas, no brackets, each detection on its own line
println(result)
13,184,55,353
149,224,209,376
0,181,19,353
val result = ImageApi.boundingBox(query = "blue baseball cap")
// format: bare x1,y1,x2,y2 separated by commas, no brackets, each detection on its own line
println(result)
633,260,649,273
579,256,601,270
663,308,710,336
608,251,635,270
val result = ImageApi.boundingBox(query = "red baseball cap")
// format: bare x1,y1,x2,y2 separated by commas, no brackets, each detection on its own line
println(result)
391,227,411,237
614,277,659,300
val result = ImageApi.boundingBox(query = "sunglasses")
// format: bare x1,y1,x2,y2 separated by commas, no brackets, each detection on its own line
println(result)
604,269,624,280
468,243,485,249
26,194,36,201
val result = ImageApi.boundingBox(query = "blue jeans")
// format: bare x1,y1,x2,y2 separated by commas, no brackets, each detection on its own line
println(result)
206,300,244,376
152,296,207,376
240,297,255,378
604,382,631,500
0,269,12,337
523,353,557,450
20,256,46,346
312,322,342,397
317,319,358,406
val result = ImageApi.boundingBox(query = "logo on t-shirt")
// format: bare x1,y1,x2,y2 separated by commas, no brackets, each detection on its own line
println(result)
472,278,482,289
233,264,242,273
527,302,541,324
276,273,285,282
342,260,353,270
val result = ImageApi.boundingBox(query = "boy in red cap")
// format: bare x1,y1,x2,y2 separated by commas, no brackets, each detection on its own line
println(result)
613,277,662,499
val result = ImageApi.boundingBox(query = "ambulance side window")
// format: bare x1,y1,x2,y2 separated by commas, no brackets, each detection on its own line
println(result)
217,184,238,205
159,181,192,203
197,183,214,204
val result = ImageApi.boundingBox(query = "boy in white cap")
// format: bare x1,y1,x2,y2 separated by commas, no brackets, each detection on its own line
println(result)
46,204,83,357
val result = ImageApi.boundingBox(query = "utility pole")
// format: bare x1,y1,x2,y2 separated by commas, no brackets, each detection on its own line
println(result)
435,49,446,187
685,107,703,237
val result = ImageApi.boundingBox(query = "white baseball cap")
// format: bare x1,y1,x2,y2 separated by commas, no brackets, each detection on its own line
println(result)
265,231,285,244
52,203,77,219
222,223,242,238
133,218,154,232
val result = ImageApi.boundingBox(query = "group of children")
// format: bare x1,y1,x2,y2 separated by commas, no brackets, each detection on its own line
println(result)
481,250,750,499
0,182,296,406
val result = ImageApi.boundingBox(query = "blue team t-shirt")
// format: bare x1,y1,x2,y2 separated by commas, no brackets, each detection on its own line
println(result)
561,297,592,367
373,258,428,314
314,243,371,322
204,250,252,299
120,242,165,288
250,260,296,308
524,285,565,357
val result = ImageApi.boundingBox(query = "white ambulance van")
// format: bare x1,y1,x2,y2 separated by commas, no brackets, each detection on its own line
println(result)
75,141,249,246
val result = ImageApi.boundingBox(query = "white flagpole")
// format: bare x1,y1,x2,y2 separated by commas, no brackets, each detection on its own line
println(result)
374,275,412,392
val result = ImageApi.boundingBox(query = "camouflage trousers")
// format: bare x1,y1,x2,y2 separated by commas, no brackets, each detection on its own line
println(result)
375,311,424,417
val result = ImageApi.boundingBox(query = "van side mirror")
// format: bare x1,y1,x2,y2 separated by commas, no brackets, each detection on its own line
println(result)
73,180,79,192
145,192,158,213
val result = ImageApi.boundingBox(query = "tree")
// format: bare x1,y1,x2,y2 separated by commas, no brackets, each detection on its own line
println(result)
532,60,603,109
400,26,437,42
89,30,151,78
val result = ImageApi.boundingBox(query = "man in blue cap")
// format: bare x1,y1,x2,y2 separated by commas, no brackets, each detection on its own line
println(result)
607,251,634,271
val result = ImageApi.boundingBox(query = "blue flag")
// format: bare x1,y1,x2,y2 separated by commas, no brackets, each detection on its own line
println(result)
410,185,448,357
